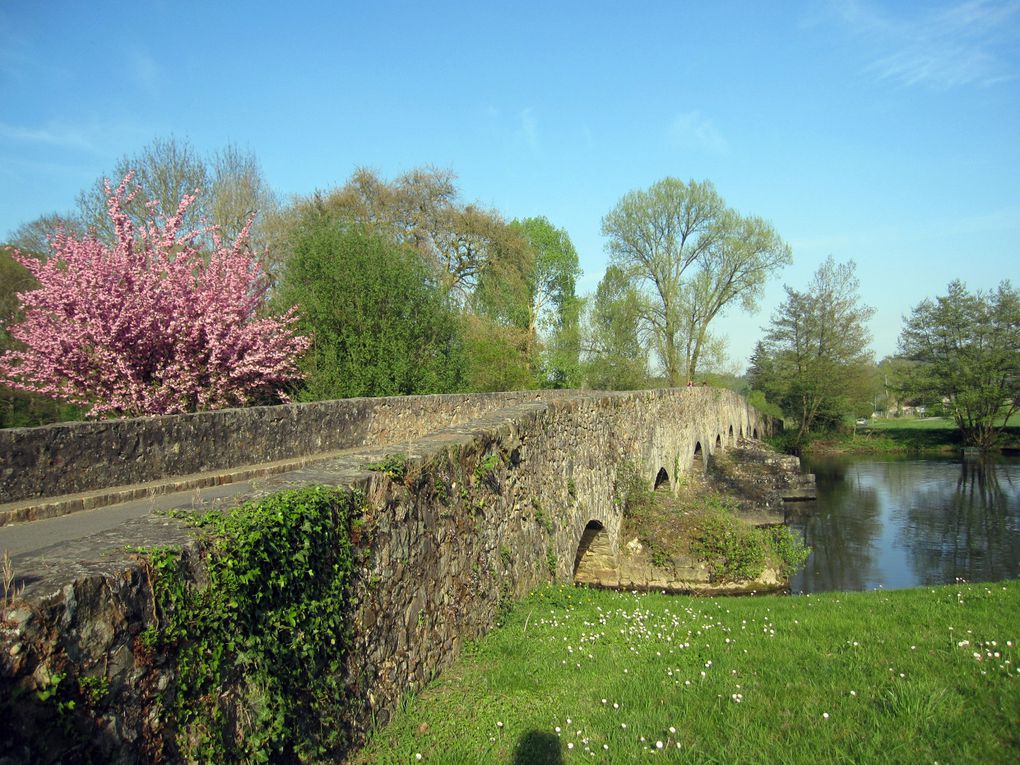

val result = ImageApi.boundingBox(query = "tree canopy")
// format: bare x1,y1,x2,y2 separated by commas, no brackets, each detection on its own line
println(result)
8,137,281,277
898,280,1020,449
275,211,466,400
601,178,790,385
748,257,874,441
583,265,649,390
0,176,308,417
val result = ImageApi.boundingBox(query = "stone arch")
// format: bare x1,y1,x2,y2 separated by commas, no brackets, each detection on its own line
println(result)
653,467,670,491
573,520,614,584
692,441,705,473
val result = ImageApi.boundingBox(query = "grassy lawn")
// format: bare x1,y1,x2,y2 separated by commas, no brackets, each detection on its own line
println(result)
867,416,959,430
353,582,1020,764
799,416,1020,455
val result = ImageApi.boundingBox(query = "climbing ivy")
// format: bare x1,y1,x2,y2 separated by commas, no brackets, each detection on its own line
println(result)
144,486,362,763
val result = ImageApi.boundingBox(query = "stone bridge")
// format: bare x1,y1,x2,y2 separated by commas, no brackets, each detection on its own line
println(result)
0,387,777,760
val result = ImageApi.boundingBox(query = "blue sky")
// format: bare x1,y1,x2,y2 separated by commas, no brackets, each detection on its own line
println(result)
2,0,1018,371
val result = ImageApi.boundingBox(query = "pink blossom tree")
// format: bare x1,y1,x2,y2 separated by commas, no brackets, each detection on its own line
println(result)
0,174,310,417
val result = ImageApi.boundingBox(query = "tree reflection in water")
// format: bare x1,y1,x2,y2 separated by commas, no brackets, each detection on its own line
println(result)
789,458,882,593
789,456,1020,593
902,458,1020,586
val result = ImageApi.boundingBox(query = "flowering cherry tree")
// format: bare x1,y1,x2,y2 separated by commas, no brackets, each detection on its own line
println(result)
0,174,310,417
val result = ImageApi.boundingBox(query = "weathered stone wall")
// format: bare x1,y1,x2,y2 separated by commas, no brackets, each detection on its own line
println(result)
0,390,577,505
0,387,779,762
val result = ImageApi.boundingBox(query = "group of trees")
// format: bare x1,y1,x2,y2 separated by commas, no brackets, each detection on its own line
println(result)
2,136,1014,449
0,140,587,422
597,178,792,387
748,257,875,442
898,281,1019,449
749,258,1018,449
271,167,583,398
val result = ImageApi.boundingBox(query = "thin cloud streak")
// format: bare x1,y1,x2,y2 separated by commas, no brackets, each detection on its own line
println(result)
668,111,730,156
518,107,540,153
828,0,1020,88
0,121,96,150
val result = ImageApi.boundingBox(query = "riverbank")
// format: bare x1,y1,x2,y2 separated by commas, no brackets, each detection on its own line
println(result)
353,580,1020,764
795,417,1020,456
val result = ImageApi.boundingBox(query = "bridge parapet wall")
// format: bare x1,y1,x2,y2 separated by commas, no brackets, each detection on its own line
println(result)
0,390,578,505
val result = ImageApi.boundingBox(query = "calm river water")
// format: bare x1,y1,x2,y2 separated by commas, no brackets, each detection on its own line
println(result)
788,455,1020,594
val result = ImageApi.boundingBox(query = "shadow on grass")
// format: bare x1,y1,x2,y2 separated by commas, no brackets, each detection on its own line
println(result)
512,730,563,764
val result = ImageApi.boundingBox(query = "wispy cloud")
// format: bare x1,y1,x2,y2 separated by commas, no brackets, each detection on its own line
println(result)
668,111,730,155
517,106,540,152
826,0,1020,88
0,121,96,151
128,46,159,95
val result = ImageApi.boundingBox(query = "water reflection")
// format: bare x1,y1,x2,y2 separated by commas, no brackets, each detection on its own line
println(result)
789,456,1020,593
901,459,1020,586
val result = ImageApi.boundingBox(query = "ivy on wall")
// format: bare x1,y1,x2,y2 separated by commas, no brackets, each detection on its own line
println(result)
144,486,362,762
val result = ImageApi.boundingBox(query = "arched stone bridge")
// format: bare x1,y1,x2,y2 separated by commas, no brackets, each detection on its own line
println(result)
0,387,777,755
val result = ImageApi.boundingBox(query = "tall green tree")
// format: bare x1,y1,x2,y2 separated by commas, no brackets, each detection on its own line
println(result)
583,265,649,390
275,214,465,400
307,167,531,304
898,280,1020,449
511,217,583,387
748,257,874,441
601,178,791,385
294,167,539,391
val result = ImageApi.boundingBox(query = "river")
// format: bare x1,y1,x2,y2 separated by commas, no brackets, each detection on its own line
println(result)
788,454,1020,593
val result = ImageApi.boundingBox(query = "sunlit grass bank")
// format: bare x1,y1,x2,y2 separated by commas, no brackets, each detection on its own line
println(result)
354,582,1020,764
800,417,1020,455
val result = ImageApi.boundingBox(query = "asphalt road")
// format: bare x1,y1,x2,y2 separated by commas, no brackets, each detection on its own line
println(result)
0,479,255,559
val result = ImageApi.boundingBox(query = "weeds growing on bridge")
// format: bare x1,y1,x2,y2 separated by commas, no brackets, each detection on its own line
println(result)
141,486,362,762
1,549,24,623
616,462,809,583
354,581,1020,764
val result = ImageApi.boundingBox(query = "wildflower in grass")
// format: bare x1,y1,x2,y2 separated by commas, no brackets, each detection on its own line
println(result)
822,712,829,719
656,740,664,749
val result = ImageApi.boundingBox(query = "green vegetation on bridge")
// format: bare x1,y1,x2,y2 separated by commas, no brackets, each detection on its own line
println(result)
355,581,1020,764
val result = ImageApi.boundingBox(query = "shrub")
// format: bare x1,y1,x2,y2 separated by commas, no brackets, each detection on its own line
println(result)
0,174,308,417
145,486,360,761
691,515,767,582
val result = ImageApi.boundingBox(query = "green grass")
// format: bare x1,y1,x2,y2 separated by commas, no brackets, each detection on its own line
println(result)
354,581,1020,764
799,417,1020,455
867,416,960,430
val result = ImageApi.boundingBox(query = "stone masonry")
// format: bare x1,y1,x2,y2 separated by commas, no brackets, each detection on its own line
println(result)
0,387,778,762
